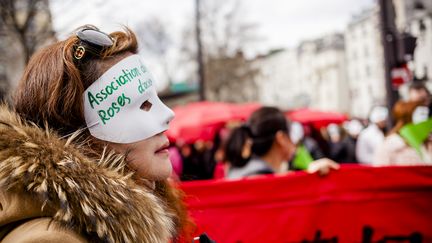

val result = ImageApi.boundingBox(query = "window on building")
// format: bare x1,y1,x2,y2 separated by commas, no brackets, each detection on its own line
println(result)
365,66,371,77
368,84,373,94
350,30,355,40
354,69,359,80
364,46,369,57
350,88,359,98
352,50,357,60
362,24,368,36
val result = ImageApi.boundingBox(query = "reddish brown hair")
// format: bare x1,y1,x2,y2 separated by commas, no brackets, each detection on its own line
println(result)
14,26,138,136
389,100,423,134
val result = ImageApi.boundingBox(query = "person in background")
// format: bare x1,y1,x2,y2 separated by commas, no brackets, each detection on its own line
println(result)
356,106,389,165
181,139,217,181
342,119,364,163
3,26,192,242
326,123,358,163
212,126,231,179
290,122,325,161
326,123,342,160
373,100,432,166
180,143,200,181
344,119,364,140
224,107,339,179
408,81,430,105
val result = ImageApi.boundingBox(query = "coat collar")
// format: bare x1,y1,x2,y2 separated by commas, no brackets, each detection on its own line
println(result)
0,105,174,242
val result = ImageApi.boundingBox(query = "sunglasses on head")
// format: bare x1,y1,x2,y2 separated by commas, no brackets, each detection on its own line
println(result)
73,28,114,61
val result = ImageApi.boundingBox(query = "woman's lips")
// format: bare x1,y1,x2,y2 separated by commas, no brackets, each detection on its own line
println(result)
155,141,170,154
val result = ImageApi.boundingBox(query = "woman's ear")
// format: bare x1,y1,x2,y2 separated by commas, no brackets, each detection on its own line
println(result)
276,130,296,157
275,131,289,146
241,138,252,159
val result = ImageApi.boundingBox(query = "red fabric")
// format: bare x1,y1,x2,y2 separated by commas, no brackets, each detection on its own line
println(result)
229,102,261,121
212,162,226,180
286,108,348,129
181,166,432,243
167,102,261,143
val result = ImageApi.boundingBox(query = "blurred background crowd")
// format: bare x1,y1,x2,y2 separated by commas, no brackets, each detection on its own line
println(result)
169,81,431,181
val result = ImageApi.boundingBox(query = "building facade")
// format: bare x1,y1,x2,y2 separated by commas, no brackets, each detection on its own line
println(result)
254,33,349,113
393,0,432,82
296,33,349,113
345,7,387,118
254,49,300,110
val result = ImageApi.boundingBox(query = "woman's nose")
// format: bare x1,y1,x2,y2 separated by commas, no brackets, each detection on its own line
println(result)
164,107,175,125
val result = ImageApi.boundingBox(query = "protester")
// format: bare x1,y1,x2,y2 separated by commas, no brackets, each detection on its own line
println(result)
1,26,191,242
344,119,364,141
290,122,325,161
224,107,339,179
408,81,430,104
212,127,231,179
373,100,432,166
356,106,388,165
327,124,343,161
344,120,364,163
326,123,358,163
180,139,218,181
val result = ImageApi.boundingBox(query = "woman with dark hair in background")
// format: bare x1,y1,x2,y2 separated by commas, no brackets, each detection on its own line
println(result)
0,26,192,242
225,107,339,179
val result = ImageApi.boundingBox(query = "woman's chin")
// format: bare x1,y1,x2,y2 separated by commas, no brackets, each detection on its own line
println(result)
138,156,173,181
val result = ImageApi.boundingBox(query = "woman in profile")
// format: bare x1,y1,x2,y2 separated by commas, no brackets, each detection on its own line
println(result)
0,26,191,242
225,107,339,179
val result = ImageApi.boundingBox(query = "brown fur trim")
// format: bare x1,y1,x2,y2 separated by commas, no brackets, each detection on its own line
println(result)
0,105,175,243
154,180,196,242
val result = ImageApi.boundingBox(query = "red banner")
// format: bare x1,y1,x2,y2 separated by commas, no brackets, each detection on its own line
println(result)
181,166,432,243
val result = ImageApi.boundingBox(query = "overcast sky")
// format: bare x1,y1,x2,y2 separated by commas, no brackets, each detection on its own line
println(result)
50,0,375,51
49,0,375,88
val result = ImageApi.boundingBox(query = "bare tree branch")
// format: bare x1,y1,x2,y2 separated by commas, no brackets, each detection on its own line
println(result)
186,0,260,102
0,0,55,98
0,0,55,64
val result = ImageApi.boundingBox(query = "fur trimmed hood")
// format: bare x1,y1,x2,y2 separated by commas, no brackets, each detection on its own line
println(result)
0,105,175,242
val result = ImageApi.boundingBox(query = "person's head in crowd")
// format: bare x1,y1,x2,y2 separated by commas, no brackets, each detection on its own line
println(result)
225,107,295,169
369,106,388,130
12,25,190,241
409,82,431,105
289,122,305,145
389,100,424,134
344,119,364,139
412,105,431,124
327,123,342,143
180,143,193,157
194,139,206,152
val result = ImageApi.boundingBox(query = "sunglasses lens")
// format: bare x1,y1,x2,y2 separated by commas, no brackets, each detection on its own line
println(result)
77,29,113,47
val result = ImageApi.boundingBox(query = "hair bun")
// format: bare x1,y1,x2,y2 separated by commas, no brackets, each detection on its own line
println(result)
240,124,251,135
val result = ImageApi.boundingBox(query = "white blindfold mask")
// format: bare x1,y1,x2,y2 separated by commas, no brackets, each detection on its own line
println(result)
83,55,174,143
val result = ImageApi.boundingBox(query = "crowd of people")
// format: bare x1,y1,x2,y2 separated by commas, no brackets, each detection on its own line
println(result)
173,82,432,181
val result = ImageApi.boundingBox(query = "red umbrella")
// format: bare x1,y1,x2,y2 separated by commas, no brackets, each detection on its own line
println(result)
166,102,261,143
286,108,348,129
230,102,261,121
